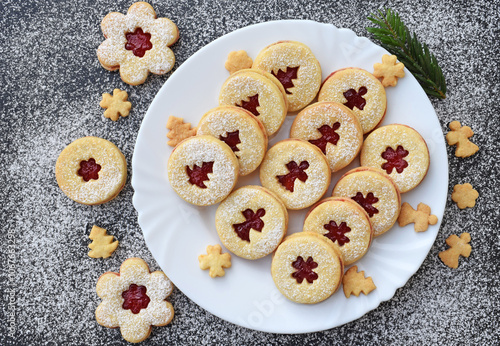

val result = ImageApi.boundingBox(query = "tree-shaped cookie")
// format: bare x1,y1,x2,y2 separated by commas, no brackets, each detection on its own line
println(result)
166,116,197,147
446,121,479,157
198,244,231,278
342,265,376,298
88,225,119,258
398,202,438,232
439,233,471,268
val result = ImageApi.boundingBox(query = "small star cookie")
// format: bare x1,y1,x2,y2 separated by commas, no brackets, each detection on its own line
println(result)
342,265,376,298
225,50,253,74
439,233,471,268
373,54,405,87
398,202,438,232
100,89,132,121
88,225,119,258
166,116,197,147
446,121,479,157
451,183,479,209
198,244,231,278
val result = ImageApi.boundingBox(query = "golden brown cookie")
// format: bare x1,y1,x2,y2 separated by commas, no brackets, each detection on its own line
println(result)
318,67,387,134
196,106,268,176
198,244,232,278
167,135,239,206
290,101,363,172
55,137,127,205
360,124,430,193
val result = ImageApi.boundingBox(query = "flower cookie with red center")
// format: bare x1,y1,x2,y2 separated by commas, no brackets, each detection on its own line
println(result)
95,258,174,343
360,124,430,193
271,232,344,304
318,68,387,134
303,197,373,265
97,2,179,85
167,135,239,206
55,137,127,205
196,106,268,176
290,101,363,172
219,69,288,136
260,139,331,210
332,167,401,237
252,41,322,112
215,186,288,260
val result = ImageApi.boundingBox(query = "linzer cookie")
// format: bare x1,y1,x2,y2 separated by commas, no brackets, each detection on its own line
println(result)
332,167,401,237
271,232,343,304
219,68,288,136
215,186,288,260
290,101,363,172
318,68,387,134
167,135,239,206
360,124,430,193
197,106,268,176
252,41,322,112
260,139,331,210
55,137,127,205
303,197,373,265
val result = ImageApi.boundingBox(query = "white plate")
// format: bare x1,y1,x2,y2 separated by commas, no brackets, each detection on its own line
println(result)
132,20,448,334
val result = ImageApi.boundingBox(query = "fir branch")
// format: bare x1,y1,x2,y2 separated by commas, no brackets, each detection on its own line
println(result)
366,8,447,99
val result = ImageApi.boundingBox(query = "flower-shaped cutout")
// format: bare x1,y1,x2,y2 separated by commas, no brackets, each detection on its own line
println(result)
97,2,179,85
95,258,174,343
373,54,405,87
451,183,479,209
100,89,132,121
225,50,253,74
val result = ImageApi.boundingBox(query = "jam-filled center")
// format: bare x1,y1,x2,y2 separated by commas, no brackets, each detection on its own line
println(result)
351,192,379,217
237,94,260,116
78,158,101,182
220,130,241,152
309,122,341,154
271,66,299,94
122,284,150,314
233,208,266,242
292,256,318,284
277,160,309,192
381,145,409,174
186,161,214,189
125,28,153,58
343,86,367,110
324,220,351,246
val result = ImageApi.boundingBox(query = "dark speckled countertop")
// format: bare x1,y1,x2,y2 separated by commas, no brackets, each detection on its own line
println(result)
1,0,499,344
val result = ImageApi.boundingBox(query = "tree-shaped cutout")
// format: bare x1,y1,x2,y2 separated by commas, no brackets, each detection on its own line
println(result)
122,284,150,314
125,28,153,57
232,208,266,242
323,220,351,246
220,130,241,152
351,192,379,217
277,160,309,192
78,158,101,182
343,86,368,110
381,145,409,174
291,256,318,284
186,161,214,188
237,94,260,116
309,122,341,154
271,66,299,94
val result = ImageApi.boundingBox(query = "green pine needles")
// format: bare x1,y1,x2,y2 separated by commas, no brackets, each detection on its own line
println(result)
366,8,447,99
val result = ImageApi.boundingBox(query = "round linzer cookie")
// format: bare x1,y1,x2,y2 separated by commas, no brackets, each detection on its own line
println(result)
332,167,401,237
167,135,239,206
55,136,127,205
303,197,373,265
260,139,331,210
271,232,344,304
360,124,430,193
197,106,268,176
290,101,363,172
318,68,387,134
215,185,288,260
219,68,288,136
252,41,322,112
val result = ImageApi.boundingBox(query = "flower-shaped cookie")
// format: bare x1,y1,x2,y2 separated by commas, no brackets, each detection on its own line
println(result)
95,258,174,343
97,2,179,85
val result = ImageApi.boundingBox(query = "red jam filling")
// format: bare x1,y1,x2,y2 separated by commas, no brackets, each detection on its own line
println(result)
232,208,266,242
238,94,260,117
220,130,241,152
351,192,379,217
381,145,409,174
122,284,150,314
186,161,214,188
271,66,299,94
78,158,101,182
323,220,351,246
292,256,318,284
125,28,153,58
343,86,367,110
309,122,341,154
277,160,309,192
